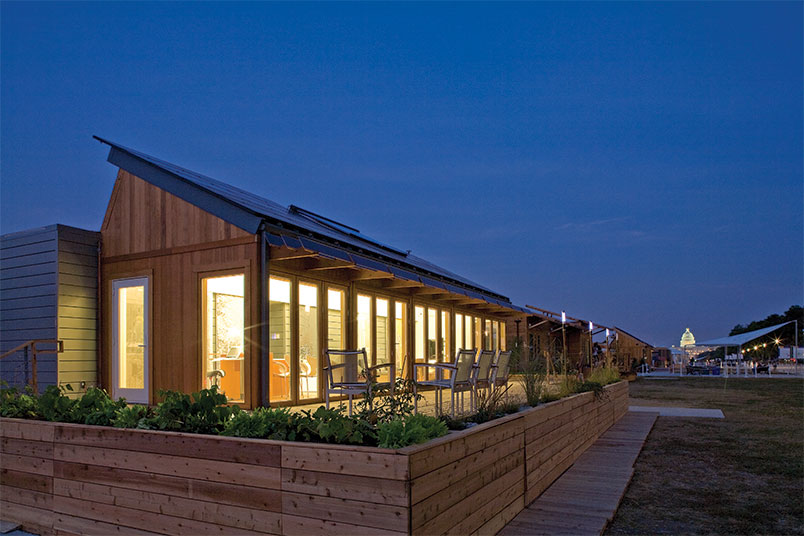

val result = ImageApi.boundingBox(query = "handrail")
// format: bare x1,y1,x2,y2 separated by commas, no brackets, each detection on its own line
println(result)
0,339,64,393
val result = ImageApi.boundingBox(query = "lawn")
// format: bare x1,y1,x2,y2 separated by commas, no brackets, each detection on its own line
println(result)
605,377,804,536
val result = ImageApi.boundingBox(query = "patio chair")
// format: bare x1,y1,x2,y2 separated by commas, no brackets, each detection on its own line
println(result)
323,349,395,416
472,350,497,400
490,350,512,393
413,349,477,417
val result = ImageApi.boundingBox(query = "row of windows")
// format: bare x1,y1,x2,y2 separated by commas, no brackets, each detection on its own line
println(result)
267,274,507,405
197,271,508,405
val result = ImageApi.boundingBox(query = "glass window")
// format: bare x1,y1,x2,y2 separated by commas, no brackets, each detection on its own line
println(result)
395,301,408,379
440,310,450,362
464,314,473,349
427,308,437,363
455,314,463,351
357,295,373,362
475,317,482,350
484,319,492,350
492,321,499,351
500,322,506,351
376,298,391,381
415,306,426,380
203,274,245,403
327,288,346,350
298,282,319,400
269,277,291,403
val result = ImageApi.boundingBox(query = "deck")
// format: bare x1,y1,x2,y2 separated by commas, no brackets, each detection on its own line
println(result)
499,410,657,536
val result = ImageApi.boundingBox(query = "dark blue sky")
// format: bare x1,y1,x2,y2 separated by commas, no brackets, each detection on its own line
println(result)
2,2,801,346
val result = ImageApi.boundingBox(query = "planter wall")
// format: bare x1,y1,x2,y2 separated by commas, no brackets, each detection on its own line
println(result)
0,381,628,536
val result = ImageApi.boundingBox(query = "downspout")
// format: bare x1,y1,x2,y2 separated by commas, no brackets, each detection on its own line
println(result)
96,238,103,390
259,225,270,407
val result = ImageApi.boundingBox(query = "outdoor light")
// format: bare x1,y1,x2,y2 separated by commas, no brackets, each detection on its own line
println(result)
589,321,594,332
606,328,610,338
561,311,566,324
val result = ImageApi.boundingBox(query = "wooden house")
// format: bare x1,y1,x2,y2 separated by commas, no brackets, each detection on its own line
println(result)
91,137,529,407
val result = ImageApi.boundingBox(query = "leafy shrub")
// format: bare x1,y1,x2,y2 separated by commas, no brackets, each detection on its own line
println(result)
295,406,375,445
0,384,41,419
377,413,448,449
143,386,236,434
37,385,78,422
356,377,422,425
222,406,300,440
576,380,607,400
113,404,154,429
68,387,127,426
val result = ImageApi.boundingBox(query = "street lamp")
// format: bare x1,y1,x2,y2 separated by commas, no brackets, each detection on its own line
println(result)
561,311,567,376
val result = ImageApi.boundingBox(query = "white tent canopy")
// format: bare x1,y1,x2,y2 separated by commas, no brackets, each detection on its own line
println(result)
694,321,794,347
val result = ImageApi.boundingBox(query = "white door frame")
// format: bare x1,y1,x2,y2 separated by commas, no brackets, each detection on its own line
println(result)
111,277,150,404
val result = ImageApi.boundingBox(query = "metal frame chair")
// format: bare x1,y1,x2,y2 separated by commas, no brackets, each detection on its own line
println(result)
323,349,395,416
490,350,512,393
472,349,497,401
413,348,477,417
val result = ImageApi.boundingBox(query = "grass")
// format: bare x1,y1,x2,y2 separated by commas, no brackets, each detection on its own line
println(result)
605,377,804,536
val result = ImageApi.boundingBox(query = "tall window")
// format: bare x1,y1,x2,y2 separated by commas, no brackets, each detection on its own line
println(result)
492,321,499,351
427,308,437,363
269,277,291,403
395,301,408,379
327,288,346,350
415,306,425,380
455,314,463,351
298,282,319,400
376,298,391,381
500,322,507,351
464,314,474,349
357,295,373,362
440,310,450,362
202,274,245,403
484,319,492,350
475,317,482,351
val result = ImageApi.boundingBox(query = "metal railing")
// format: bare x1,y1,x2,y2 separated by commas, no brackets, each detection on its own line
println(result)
0,339,64,393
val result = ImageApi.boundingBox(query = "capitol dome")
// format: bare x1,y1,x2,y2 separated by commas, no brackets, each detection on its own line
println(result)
680,328,696,347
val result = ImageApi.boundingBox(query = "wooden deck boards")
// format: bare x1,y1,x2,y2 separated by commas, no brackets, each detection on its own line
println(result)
498,411,657,536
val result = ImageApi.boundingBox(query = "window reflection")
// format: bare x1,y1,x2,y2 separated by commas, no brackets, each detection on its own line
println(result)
269,277,291,403
203,274,245,402
298,282,319,400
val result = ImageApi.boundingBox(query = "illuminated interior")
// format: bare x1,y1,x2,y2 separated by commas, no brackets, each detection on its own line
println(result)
118,285,145,390
415,305,425,380
394,301,407,378
202,274,245,402
269,277,291,403
357,294,372,362
298,282,319,400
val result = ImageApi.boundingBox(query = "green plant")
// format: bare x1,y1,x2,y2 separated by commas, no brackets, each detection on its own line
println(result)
355,376,422,425
587,366,621,386
222,406,300,440
113,404,154,429
377,413,448,448
295,406,375,445
37,385,77,422
518,357,546,407
67,387,128,426
576,380,607,401
471,384,513,424
145,386,236,434
0,384,41,419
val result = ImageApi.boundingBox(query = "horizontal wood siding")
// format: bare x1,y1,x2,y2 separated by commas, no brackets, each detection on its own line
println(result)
57,226,100,394
0,226,59,390
0,382,628,535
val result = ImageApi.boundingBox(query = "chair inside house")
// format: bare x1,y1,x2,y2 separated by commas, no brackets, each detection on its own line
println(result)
413,348,477,417
491,350,512,393
323,349,395,416
472,349,497,401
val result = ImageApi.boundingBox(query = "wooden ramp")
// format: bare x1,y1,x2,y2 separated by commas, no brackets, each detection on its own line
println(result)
498,411,658,536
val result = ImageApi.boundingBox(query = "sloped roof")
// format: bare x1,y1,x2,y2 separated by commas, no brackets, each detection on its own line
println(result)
693,321,794,347
94,136,521,307
614,326,653,347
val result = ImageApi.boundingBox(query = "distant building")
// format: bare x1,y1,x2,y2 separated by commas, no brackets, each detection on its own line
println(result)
680,328,696,347
651,347,672,367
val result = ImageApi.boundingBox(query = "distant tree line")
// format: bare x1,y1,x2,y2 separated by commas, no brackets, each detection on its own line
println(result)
730,305,803,346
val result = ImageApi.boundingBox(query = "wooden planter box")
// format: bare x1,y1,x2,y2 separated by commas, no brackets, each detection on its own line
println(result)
0,381,628,535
